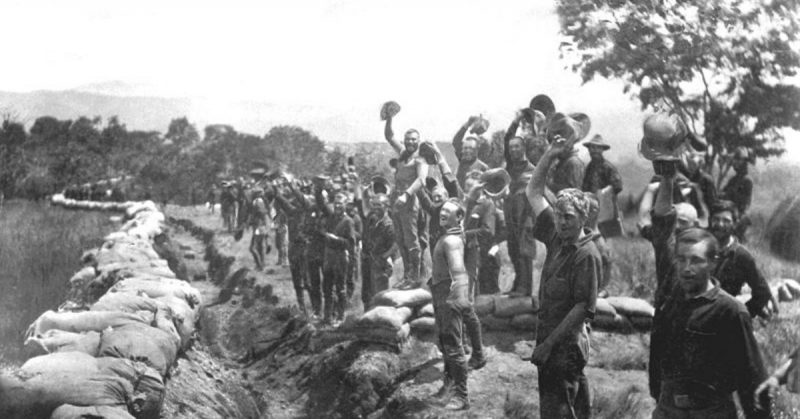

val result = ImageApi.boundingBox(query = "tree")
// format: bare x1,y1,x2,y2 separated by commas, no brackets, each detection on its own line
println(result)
165,117,200,147
263,125,328,178
557,0,800,182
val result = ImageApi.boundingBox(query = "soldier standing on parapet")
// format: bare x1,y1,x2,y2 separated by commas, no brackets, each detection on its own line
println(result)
382,102,428,290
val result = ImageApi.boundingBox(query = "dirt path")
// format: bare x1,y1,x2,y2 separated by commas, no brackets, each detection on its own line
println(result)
163,205,655,419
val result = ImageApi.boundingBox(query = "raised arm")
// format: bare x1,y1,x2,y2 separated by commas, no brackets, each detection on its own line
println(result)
653,162,676,217
384,117,403,154
453,116,478,162
504,113,522,164
527,142,566,217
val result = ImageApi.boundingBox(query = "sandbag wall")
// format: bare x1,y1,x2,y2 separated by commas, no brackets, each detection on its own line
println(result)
351,288,657,345
0,194,202,419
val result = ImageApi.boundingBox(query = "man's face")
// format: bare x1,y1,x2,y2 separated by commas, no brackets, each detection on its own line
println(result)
676,241,713,297
509,138,526,162
404,131,420,153
439,201,462,229
333,194,347,215
554,204,584,242
431,187,448,205
709,210,735,243
674,204,698,233
733,157,748,173
587,145,604,161
369,196,388,217
462,139,478,162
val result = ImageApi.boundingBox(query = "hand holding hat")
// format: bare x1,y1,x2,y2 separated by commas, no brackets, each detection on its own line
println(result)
380,101,401,121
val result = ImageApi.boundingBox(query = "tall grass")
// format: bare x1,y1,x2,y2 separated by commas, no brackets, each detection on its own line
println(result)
0,200,112,367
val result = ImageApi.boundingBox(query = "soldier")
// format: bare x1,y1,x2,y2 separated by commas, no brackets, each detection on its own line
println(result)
721,147,754,241
546,114,588,194
248,187,270,271
503,132,536,296
315,180,356,325
429,198,472,410
383,113,429,289
708,200,771,318
581,134,622,195
649,228,770,418
220,182,237,233
345,200,363,302
452,116,489,189
303,184,326,319
526,130,600,418
273,179,314,314
353,183,395,309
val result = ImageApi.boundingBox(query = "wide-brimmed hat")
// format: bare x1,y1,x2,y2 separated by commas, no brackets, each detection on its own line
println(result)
530,94,556,118
418,141,439,165
480,168,511,197
546,112,591,144
380,101,401,121
583,134,610,150
469,116,490,135
640,113,689,161
249,168,267,178
371,175,392,195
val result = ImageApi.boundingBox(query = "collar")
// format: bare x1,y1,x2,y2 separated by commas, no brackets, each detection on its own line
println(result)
691,278,722,301
561,228,595,250
718,236,739,257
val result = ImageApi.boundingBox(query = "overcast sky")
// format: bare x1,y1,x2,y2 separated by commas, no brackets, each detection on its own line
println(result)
1,0,797,160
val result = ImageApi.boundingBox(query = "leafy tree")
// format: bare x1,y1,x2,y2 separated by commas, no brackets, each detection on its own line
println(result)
263,125,328,178
165,117,200,147
557,0,800,182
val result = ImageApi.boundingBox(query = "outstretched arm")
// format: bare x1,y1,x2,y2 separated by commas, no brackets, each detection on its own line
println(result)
504,112,522,164
384,117,403,154
527,140,571,217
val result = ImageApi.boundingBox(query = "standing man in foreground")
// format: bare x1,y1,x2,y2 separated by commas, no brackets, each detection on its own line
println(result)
649,227,771,418
526,128,600,418
430,198,472,411
383,105,428,289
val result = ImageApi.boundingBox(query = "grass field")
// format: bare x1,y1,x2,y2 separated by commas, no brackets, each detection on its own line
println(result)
0,200,113,367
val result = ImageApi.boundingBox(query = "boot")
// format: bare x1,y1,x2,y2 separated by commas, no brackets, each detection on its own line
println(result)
432,368,453,402
443,360,469,410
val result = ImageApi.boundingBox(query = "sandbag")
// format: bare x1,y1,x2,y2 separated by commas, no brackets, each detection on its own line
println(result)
25,330,102,357
355,306,413,331
110,277,201,308
783,279,800,299
480,314,512,331
417,303,434,317
91,292,163,314
605,296,654,318
153,295,197,347
26,310,153,340
0,372,133,419
473,294,495,316
494,296,538,318
628,315,653,331
510,313,538,330
408,316,437,333
591,313,630,331
595,298,617,317
50,404,134,419
98,323,179,376
21,351,166,416
371,288,432,308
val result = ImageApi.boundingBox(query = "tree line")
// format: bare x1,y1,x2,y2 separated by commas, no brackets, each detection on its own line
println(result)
0,115,387,204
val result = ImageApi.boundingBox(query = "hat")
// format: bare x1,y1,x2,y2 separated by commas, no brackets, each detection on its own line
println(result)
380,101,401,121
546,112,591,144
371,175,392,195
640,113,689,161
480,168,511,197
530,94,556,118
583,134,610,150
732,146,751,161
418,141,439,165
249,168,267,178
469,116,490,135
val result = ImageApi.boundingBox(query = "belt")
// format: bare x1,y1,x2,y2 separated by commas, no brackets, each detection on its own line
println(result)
659,380,732,410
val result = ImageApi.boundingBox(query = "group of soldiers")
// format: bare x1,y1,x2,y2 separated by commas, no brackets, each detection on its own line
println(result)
221,95,796,417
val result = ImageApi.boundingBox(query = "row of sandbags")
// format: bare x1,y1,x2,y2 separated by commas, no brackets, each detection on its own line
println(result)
351,288,658,343
1,199,202,419
51,193,158,216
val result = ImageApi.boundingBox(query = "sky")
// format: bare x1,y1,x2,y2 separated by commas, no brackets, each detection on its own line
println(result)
0,0,797,160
